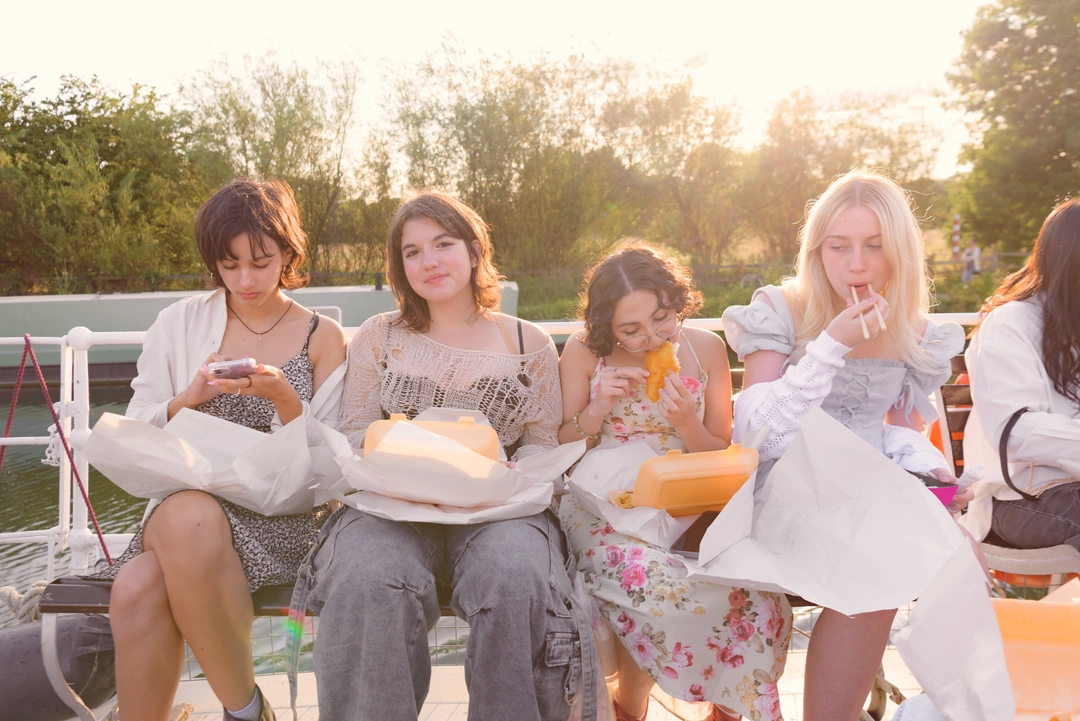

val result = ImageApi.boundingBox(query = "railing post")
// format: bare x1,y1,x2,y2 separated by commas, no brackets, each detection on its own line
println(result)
56,339,74,573
65,327,95,574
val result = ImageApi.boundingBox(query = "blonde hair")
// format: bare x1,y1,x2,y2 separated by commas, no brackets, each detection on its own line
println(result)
782,169,934,372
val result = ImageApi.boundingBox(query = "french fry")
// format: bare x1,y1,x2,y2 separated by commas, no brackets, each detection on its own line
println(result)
851,285,870,340
868,284,887,331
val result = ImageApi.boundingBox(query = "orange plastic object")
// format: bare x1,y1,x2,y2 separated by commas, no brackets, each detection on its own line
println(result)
632,445,759,516
364,414,500,459
928,419,944,454
992,598,1080,714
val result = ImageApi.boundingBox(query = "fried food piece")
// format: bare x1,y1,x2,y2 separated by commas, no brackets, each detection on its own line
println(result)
613,491,634,509
644,341,680,402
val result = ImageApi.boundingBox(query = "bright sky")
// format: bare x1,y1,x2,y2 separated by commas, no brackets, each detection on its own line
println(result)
3,0,988,177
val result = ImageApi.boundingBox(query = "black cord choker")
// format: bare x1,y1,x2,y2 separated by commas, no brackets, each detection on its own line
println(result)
228,299,294,341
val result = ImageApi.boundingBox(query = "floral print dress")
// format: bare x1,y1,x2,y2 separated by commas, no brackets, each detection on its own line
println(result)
559,339,792,720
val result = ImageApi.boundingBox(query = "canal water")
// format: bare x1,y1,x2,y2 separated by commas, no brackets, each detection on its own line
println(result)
0,387,142,629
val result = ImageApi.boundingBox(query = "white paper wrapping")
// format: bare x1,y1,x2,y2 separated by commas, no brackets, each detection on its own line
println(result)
566,437,702,549
332,409,587,524
685,408,1014,721
84,408,352,516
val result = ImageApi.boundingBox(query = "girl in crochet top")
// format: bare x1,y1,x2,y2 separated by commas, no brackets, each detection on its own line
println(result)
306,191,591,721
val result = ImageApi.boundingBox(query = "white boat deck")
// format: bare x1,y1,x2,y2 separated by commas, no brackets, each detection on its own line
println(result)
86,648,923,721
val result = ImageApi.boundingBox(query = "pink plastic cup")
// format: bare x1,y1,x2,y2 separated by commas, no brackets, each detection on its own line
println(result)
929,485,958,506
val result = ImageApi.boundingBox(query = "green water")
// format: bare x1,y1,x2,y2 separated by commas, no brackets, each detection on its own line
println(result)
0,388,145,628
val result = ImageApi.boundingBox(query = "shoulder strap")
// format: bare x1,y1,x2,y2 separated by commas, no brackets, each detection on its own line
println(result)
999,408,1038,501
495,314,517,354
302,311,320,352
517,319,525,355
681,333,703,376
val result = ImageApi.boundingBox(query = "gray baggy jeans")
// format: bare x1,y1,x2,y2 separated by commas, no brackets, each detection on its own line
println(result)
291,506,595,721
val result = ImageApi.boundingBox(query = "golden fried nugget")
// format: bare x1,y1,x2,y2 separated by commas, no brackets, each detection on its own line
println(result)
614,491,634,509
644,341,680,402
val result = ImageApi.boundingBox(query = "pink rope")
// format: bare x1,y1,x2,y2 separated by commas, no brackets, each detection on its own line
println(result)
22,335,113,565
0,341,30,472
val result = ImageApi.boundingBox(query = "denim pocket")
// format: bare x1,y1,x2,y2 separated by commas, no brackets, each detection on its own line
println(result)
535,630,582,719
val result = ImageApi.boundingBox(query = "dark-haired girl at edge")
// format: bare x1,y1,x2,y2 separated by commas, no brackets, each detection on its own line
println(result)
97,178,347,721
962,198,1080,555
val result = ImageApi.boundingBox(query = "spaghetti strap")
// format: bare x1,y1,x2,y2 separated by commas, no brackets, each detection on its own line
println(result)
495,314,517,354
517,319,524,354
302,311,320,352
682,334,704,377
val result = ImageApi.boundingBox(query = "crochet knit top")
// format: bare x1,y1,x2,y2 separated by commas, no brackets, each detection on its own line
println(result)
339,312,562,461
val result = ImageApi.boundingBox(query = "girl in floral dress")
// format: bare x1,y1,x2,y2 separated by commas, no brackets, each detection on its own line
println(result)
558,245,791,721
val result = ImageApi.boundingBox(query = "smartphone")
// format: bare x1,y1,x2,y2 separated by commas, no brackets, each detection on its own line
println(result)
207,358,258,379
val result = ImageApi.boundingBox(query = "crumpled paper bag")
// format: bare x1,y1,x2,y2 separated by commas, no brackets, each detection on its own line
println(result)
566,432,765,551
84,408,351,516
566,437,699,549
686,407,1013,721
333,409,586,524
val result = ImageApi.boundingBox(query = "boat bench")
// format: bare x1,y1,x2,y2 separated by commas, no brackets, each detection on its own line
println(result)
936,356,1080,586
38,362,879,720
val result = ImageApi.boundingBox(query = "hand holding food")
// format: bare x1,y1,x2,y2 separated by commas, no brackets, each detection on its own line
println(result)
644,341,680,402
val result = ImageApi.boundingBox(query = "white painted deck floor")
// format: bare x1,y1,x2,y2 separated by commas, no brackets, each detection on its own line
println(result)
140,648,923,721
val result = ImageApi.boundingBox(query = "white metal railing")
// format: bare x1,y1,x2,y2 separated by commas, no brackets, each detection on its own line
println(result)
0,313,982,580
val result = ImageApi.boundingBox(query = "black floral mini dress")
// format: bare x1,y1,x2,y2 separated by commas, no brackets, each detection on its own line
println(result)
92,313,332,592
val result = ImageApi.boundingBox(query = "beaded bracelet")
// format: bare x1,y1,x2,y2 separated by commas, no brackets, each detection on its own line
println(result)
573,409,602,441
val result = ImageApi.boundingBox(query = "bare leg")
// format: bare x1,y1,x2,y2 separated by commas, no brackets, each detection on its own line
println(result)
803,608,896,721
614,638,654,719
143,491,256,710
111,551,185,721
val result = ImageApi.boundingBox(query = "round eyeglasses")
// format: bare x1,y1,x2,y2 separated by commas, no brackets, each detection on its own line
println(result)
615,316,683,353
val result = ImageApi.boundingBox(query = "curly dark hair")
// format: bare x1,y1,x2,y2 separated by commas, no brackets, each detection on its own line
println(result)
194,178,308,290
579,244,703,357
978,198,1080,406
386,190,503,333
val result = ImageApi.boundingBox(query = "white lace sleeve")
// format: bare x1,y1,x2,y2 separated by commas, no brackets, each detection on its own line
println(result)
733,331,851,462
881,424,949,474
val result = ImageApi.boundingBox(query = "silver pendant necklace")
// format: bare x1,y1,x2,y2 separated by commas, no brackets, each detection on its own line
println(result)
228,299,294,341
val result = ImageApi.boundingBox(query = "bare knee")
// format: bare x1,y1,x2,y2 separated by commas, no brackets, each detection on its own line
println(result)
144,491,230,555
111,555,169,631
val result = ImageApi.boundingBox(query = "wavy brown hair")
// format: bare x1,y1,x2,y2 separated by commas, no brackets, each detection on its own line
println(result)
579,244,703,357
194,178,308,290
386,190,503,332
978,198,1080,405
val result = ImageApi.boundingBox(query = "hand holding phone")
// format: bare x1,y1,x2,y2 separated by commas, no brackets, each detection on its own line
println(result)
206,358,258,379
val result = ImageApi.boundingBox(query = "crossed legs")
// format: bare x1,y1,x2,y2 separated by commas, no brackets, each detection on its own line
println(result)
111,491,255,720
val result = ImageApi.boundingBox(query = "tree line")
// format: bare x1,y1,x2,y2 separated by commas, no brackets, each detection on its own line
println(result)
1,0,1074,295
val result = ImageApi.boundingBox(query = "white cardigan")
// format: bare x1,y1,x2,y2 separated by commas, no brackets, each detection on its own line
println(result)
960,298,1080,541
127,288,346,431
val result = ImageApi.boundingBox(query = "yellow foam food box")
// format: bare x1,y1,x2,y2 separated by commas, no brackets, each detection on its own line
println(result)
632,444,759,516
364,414,501,460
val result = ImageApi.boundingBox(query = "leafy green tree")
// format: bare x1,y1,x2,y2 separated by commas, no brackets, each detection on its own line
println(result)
747,89,940,261
950,0,1080,249
182,56,360,271
598,76,747,264
0,77,218,293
